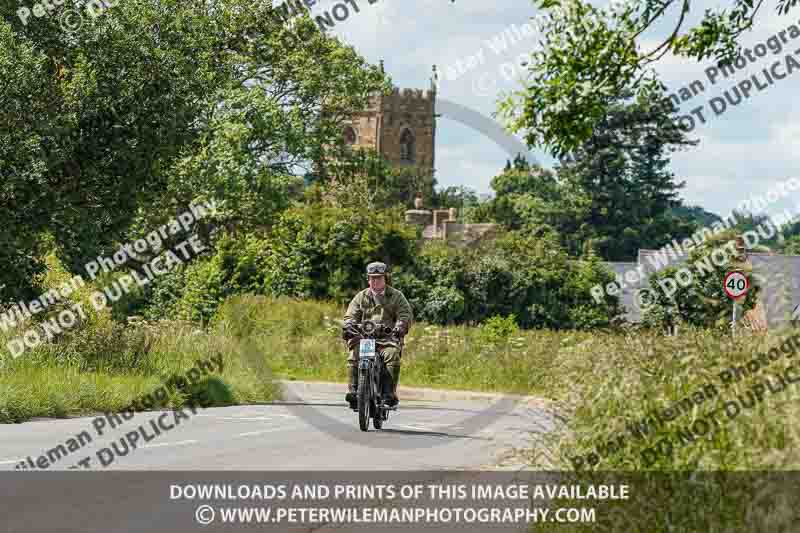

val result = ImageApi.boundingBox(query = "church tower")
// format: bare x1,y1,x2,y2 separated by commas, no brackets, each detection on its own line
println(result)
340,63,437,180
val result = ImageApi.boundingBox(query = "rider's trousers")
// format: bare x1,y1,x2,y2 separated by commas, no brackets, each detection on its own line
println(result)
347,344,401,367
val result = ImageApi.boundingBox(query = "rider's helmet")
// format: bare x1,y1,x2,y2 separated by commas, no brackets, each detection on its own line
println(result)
366,261,390,283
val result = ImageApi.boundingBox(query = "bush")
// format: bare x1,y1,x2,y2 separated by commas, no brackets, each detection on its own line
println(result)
391,230,620,329
643,230,760,330
111,209,619,332
477,314,519,345
462,231,621,329
421,286,466,324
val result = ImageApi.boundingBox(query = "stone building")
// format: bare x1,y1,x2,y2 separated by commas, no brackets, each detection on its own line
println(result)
404,194,500,247
339,62,437,178
336,63,499,247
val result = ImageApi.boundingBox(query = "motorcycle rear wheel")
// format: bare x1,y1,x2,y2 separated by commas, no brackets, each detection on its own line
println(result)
358,370,370,432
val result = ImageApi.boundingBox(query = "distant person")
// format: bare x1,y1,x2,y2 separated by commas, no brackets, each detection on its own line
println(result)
341,262,413,409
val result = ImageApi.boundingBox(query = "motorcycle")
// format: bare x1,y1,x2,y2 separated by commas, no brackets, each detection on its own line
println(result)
350,320,401,432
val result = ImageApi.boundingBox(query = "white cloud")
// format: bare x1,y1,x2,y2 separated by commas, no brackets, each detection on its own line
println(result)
317,0,798,218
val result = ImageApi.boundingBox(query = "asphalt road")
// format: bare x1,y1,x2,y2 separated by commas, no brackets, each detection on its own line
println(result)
1,381,556,471
1,382,561,532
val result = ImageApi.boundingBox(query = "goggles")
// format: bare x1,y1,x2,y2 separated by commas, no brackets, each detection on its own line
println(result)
366,263,387,276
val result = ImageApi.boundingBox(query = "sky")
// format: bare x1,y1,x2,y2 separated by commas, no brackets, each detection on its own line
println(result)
302,0,800,218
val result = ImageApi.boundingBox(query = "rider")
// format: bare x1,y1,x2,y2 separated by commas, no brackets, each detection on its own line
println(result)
341,261,413,409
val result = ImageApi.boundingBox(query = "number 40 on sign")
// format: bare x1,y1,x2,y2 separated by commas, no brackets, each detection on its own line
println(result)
724,271,749,301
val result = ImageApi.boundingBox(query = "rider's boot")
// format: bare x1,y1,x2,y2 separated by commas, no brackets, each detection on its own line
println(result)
387,365,400,407
345,364,358,409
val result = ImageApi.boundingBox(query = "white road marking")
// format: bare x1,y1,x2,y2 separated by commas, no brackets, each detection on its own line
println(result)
398,425,434,431
141,439,197,449
237,430,278,437
197,414,296,421
0,459,21,465
203,417,277,421
235,425,306,437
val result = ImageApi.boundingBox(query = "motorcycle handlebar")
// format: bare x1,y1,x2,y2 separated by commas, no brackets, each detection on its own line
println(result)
348,320,398,340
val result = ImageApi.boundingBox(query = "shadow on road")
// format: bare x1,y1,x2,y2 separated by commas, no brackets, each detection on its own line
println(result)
378,428,487,440
267,400,515,416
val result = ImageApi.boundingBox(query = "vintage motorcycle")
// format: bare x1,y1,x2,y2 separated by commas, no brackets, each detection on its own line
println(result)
351,320,401,432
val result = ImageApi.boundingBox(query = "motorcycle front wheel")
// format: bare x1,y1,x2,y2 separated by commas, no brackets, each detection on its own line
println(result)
372,362,384,429
358,369,370,432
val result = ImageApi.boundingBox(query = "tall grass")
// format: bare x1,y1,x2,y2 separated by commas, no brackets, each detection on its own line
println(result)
4,293,799,477
217,296,800,472
0,314,279,423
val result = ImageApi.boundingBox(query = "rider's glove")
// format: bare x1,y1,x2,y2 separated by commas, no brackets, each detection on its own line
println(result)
346,337,360,351
392,321,409,338
342,322,359,341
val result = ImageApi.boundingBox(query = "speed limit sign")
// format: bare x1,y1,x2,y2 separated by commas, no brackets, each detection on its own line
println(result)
724,271,749,300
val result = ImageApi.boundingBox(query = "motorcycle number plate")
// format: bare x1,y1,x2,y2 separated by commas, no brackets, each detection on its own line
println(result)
359,339,376,358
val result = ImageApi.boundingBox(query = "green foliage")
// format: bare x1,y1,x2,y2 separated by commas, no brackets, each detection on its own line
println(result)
0,23,58,301
489,164,589,238
422,286,467,324
1,0,388,301
261,206,417,301
481,96,698,262
433,185,480,210
671,205,723,229
643,230,760,329
498,0,792,156
136,208,418,322
184,376,235,408
477,314,519,345
319,147,435,210
138,233,272,323
394,232,621,329
779,234,800,255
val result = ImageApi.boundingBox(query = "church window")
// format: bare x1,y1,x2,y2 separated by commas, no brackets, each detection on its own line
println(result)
399,128,415,162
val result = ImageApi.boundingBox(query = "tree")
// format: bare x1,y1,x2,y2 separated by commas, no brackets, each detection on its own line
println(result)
643,230,760,330
503,153,531,172
780,235,800,255
499,0,796,156
318,146,435,209
0,23,58,301
487,94,697,259
554,93,699,260
0,0,388,302
489,164,574,231
433,186,480,209
671,205,723,229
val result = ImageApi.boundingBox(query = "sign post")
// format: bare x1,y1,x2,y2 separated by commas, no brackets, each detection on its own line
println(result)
724,271,749,337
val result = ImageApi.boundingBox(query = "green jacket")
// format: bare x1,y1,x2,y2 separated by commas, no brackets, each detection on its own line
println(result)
344,285,413,347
